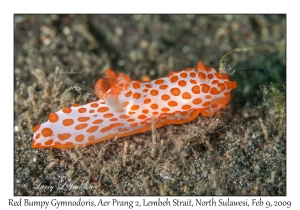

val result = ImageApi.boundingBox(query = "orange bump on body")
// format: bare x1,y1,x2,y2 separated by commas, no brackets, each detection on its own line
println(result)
87,126,99,133
178,80,187,87
167,71,175,77
170,88,181,96
33,124,41,133
161,107,170,112
75,123,88,130
100,125,113,133
182,104,192,110
161,94,170,101
63,119,74,126
32,60,236,149
133,82,140,89
218,83,226,91
101,123,124,133
122,101,129,107
144,98,151,104
206,95,212,99
45,139,54,145
198,72,206,80
88,135,95,141
150,89,159,96
210,87,220,95
190,79,197,84
155,79,165,84
225,81,237,90
190,72,196,77
180,72,187,78
192,85,200,94
207,74,214,79
57,133,72,141
78,108,87,113
130,123,139,127
48,113,59,123
170,75,178,83
93,119,103,124
193,98,202,105
131,105,140,110
212,104,218,108
180,111,188,116
224,92,230,97
62,107,72,114
151,103,158,109
201,84,210,93
215,72,229,80
184,67,192,71
78,117,90,122
97,107,109,112
205,67,212,72
159,84,168,89
133,92,141,99
120,115,130,119
203,101,211,106
90,103,99,108
41,128,53,137
168,101,178,107
103,113,114,118
182,92,191,99
138,115,147,119
75,135,85,142
125,90,132,97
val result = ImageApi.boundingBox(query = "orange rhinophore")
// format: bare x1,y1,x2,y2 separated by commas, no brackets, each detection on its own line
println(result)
32,61,237,149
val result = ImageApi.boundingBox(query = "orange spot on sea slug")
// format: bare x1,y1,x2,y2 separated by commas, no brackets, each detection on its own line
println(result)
48,113,59,123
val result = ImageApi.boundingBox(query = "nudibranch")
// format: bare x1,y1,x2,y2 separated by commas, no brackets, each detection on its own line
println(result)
32,61,237,149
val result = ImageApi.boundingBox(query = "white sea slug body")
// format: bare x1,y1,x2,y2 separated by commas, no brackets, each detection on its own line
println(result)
32,61,237,149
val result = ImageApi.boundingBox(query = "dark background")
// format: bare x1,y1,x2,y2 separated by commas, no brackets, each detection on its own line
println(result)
14,15,286,195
